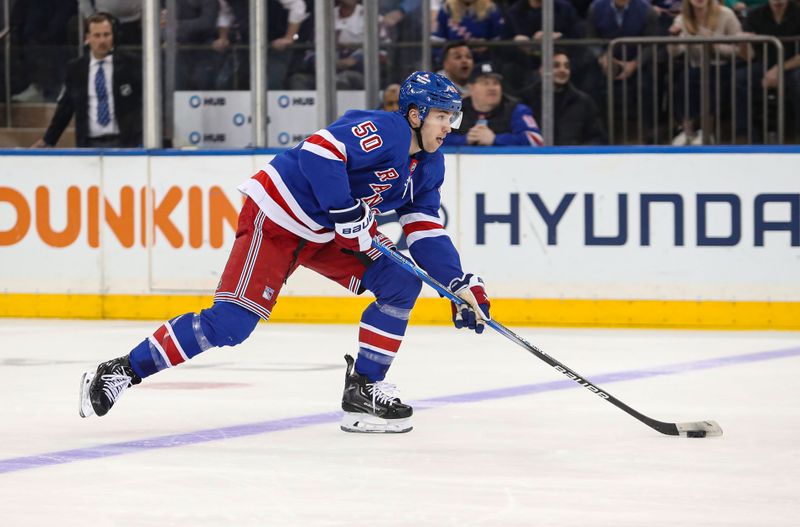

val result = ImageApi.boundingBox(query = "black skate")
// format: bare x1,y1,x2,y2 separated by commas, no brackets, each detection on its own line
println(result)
340,354,413,433
79,355,142,418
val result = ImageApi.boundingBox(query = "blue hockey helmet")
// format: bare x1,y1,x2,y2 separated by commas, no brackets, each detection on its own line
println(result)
399,71,463,129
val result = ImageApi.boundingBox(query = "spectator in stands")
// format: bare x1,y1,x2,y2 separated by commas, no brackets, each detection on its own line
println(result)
204,0,247,89
737,0,800,140
431,0,443,33
333,0,372,89
651,0,683,35
587,0,659,81
444,62,544,146
10,0,77,102
505,0,584,43
212,0,234,54
432,0,506,62
161,0,219,90
724,0,768,18
289,0,388,90
224,0,309,89
206,1,243,89
570,0,593,18
438,40,474,95
381,0,421,38
31,13,142,148
586,0,660,140
381,0,425,79
502,0,586,92
668,0,747,145
382,83,401,111
523,49,607,144
79,0,142,47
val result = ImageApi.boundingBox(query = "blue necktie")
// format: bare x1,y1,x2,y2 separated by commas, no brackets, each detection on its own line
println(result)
96,60,110,126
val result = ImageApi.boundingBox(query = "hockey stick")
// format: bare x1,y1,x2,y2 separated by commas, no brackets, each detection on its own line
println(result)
372,240,722,438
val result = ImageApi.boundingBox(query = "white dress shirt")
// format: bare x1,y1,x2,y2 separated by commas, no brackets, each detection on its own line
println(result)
87,53,120,138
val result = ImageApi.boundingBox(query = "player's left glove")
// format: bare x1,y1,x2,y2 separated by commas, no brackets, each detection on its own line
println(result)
330,199,377,253
449,273,491,334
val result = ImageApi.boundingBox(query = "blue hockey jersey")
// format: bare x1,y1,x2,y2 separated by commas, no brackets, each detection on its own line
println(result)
239,110,465,286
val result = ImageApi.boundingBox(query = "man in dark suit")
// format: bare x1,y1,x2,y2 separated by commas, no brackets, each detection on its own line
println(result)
32,13,142,148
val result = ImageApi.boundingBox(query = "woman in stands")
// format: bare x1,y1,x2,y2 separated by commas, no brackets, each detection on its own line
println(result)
668,0,750,145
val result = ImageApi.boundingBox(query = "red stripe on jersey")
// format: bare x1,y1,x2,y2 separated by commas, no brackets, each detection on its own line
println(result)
359,327,402,353
402,220,442,236
253,170,329,234
306,134,346,162
153,324,185,366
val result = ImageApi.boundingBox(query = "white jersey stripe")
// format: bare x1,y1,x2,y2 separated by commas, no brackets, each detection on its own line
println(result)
234,210,265,297
147,335,171,367
301,141,342,161
406,228,449,246
399,212,443,226
263,165,326,230
238,179,334,243
358,342,397,356
238,211,265,300
315,129,348,160
214,294,272,321
164,320,189,361
359,322,403,340
233,296,272,320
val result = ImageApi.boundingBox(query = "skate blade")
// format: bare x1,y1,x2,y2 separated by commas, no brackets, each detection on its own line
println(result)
340,412,412,434
78,370,95,418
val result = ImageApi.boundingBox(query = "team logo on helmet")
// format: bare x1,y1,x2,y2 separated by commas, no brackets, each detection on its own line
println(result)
415,73,431,84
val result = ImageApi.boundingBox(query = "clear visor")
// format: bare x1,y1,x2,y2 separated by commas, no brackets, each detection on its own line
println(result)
450,111,463,129
426,109,463,130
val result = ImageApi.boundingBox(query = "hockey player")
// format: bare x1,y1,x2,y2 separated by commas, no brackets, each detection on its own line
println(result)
78,71,491,433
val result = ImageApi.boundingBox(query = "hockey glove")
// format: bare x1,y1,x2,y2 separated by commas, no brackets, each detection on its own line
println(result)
449,273,491,334
330,200,377,253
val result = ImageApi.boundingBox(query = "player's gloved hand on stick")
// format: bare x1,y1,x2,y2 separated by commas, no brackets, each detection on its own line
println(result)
449,273,491,333
330,200,377,253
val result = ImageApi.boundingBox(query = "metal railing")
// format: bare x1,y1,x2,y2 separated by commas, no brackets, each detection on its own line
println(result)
2,0,10,127
3,6,799,149
608,35,785,145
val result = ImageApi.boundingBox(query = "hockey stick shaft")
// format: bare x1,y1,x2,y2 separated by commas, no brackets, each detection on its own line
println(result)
372,241,721,437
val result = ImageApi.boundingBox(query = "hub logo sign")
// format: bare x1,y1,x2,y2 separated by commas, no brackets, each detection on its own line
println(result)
178,90,368,147
174,91,252,148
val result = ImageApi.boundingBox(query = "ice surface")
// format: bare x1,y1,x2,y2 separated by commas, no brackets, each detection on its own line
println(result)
1,319,799,526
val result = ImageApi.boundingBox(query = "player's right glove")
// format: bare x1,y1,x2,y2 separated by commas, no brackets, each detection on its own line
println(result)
449,273,491,334
330,200,377,253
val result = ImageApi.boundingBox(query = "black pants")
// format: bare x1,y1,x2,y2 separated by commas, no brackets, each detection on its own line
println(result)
736,63,800,138
673,64,733,122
